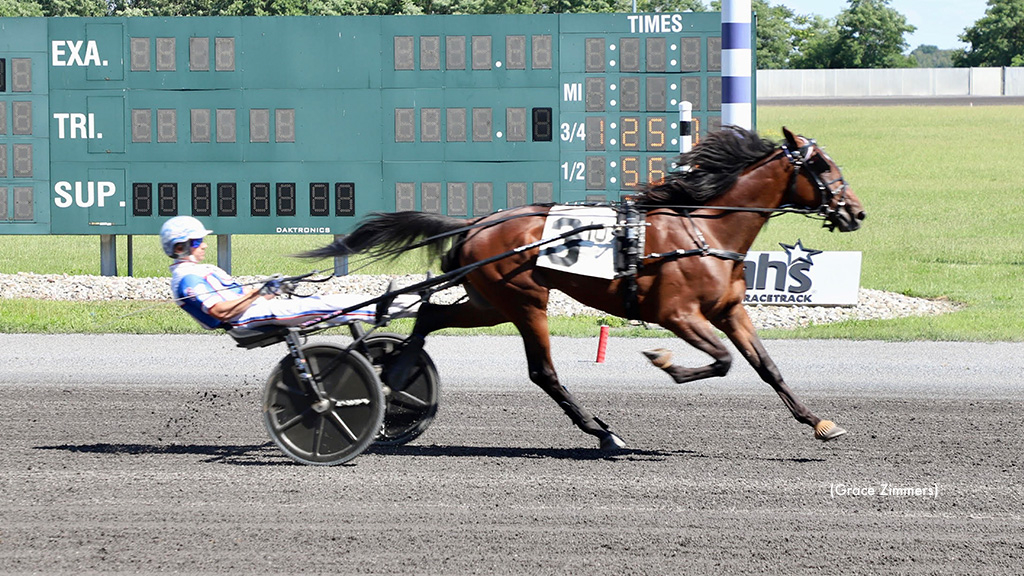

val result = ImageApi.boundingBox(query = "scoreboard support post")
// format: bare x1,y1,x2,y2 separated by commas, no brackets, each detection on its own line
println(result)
100,234,117,276
217,235,232,275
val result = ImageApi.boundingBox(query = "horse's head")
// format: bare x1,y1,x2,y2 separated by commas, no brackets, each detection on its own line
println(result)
781,127,866,232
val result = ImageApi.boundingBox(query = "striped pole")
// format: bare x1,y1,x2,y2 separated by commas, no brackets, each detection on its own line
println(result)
721,0,752,130
678,100,693,154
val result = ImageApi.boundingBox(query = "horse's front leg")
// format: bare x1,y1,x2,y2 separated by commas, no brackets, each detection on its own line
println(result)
712,304,847,441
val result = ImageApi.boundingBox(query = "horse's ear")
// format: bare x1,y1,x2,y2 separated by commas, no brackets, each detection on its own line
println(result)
782,127,799,149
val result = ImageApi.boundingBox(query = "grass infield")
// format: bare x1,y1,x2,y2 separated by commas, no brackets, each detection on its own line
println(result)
2,105,1022,341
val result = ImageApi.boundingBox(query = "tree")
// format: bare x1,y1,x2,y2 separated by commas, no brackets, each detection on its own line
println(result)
789,14,840,68
955,0,1024,67
0,0,44,16
910,44,955,68
789,0,914,68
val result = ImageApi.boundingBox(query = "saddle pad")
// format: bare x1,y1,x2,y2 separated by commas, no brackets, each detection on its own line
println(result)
536,206,618,279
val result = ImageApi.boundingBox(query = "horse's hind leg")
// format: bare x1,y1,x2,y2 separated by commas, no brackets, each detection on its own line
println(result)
644,313,733,383
515,311,626,451
712,305,846,442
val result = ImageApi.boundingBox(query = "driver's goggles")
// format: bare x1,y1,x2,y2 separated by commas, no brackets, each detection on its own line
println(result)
189,238,204,249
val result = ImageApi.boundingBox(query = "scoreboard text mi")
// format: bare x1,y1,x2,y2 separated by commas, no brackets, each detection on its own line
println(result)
0,13,755,236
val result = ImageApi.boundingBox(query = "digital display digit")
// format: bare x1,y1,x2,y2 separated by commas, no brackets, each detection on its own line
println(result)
276,183,296,216
132,183,152,216
215,37,235,71
130,38,150,71
446,36,465,70
189,37,209,71
585,77,605,112
275,109,295,143
585,38,605,73
708,76,722,111
620,157,640,189
647,156,668,183
158,183,178,216
395,108,415,142
12,58,31,92
13,187,32,221
157,109,177,143
250,109,270,143
506,36,526,70
421,108,441,142
0,102,5,134
619,116,641,150
394,36,415,70
396,182,415,211
335,182,355,217
473,182,493,216
447,182,467,216
0,146,6,177
585,156,606,190
472,36,491,70
680,37,701,72
506,107,526,142
646,117,667,151
421,182,441,214
12,101,31,135
619,77,640,111
533,182,554,204
0,187,6,217
191,109,211,143
216,109,235,143
532,107,552,142
156,37,175,71
647,77,667,111
507,182,528,208
646,37,667,72
0,59,5,92
13,144,31,178
217,183,237,217
192,183,212,216
420,36,440,70
310,182,330,216
707,37,722,72
131,109,151,142
447,108,466,142
620,38,640,72
680,77,702,110
532,35,552,69
472,107,492,142
585,116,605,151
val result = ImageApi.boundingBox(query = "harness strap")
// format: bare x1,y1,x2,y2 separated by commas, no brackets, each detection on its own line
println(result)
642,247,746,263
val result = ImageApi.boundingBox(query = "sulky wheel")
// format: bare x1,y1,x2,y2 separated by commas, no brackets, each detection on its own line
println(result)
361,333,440,446
262,344,384,466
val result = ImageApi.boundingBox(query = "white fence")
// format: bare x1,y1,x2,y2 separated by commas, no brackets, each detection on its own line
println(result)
757,67,1024,99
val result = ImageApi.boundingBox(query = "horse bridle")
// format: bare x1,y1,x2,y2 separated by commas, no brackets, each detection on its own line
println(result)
779,138,851,230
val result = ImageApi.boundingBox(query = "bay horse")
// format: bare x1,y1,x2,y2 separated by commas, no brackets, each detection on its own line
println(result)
304,127,866,451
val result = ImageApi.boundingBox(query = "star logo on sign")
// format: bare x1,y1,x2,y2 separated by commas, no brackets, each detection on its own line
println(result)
780,239,822,266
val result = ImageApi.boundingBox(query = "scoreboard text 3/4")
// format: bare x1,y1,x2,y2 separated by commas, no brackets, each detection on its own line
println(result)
0,14,754,236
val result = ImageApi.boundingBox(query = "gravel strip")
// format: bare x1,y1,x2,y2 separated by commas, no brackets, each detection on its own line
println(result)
0,272,960,330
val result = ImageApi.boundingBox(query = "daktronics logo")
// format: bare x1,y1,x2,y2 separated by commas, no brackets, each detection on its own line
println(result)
743,241,824,304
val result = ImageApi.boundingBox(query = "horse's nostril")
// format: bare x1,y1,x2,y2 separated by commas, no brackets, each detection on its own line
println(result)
856,211,866,221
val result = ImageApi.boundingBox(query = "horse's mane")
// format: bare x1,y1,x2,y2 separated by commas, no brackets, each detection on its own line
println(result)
635,126,779,206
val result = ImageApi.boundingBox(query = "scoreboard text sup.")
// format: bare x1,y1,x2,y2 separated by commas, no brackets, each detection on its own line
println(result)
0,13,755,235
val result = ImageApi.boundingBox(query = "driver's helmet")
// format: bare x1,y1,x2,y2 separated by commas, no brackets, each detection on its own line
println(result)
160,216,212,258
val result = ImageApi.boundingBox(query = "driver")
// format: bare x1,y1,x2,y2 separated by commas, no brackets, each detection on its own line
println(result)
160,216,418,331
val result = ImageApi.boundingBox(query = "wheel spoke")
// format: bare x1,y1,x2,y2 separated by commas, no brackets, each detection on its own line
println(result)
328,410,359,443
273,407,312,432
390,390,429,409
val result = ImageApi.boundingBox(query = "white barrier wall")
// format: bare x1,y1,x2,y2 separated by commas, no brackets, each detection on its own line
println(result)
757,67,1022,98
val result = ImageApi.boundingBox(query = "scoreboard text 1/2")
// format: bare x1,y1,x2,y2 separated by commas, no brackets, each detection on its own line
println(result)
0,13,754,236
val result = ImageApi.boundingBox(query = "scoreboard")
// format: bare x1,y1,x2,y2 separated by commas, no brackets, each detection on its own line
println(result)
0,14,755,236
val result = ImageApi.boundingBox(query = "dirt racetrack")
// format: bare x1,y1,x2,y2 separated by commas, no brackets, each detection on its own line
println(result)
1,334,1022,574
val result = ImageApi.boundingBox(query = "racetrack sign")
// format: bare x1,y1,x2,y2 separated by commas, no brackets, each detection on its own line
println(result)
743,240,861,306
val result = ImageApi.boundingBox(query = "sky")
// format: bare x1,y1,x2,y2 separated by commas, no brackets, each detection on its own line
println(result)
773,0,990,50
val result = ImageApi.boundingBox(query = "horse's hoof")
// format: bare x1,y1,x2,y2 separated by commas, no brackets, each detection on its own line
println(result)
642,348,673,369
600,433,627,451
814,420,847,441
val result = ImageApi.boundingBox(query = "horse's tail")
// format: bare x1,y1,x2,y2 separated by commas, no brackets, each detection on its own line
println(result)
297,211,471,261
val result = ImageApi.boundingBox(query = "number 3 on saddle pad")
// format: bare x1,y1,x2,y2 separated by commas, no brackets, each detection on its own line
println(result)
537,206,618,279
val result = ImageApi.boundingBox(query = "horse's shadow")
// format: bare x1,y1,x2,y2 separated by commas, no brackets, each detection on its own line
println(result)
34,442,697,465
